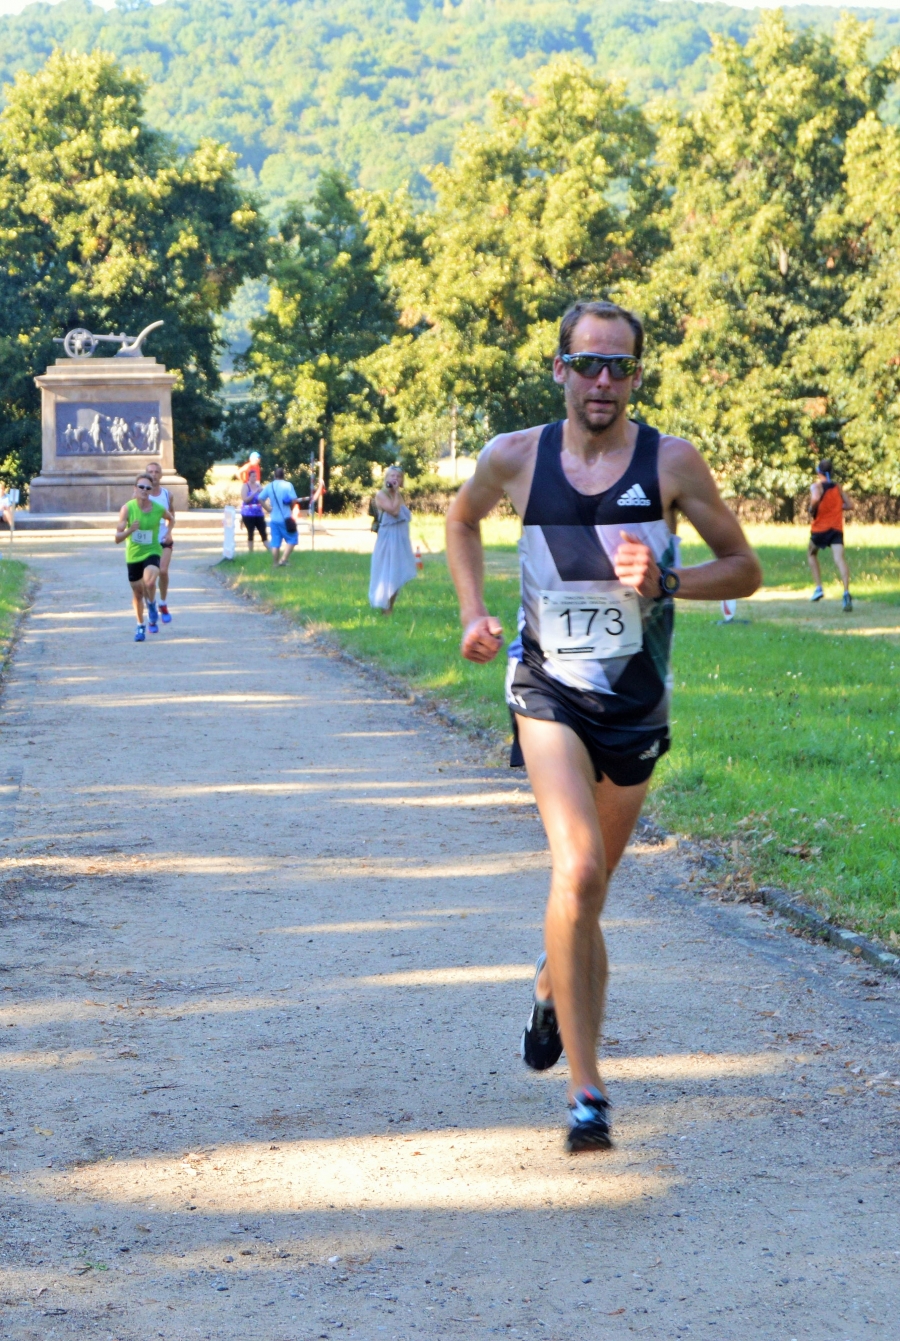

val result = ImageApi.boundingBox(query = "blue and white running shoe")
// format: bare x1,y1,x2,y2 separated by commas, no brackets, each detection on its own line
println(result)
810,586,824,602
147,601,159,632
134,624,146,642
566,1087,613,1153
159,604,172,624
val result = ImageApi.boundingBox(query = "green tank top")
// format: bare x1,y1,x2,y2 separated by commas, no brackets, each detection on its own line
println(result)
125,498,166,563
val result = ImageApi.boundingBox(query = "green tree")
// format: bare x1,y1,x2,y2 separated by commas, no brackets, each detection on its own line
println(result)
0,48,267,490
635,13,900,505
361,57,664,466
219,398,274,471
825,105,900,496
0,0,762,214
243,170,397,501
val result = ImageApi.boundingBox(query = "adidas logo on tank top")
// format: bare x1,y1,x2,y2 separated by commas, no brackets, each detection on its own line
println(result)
616,483,651,507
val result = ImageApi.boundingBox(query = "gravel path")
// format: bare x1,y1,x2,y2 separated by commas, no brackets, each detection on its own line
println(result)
1,531,899,1341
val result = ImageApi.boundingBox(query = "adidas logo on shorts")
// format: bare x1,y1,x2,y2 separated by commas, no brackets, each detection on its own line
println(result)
638,739,661,760
617,483,651,507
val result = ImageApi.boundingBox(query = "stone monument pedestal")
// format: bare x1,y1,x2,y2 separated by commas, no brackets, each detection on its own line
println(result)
31,354,189,513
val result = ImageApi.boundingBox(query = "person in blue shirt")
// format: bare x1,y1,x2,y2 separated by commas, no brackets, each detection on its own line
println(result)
257,467,299,567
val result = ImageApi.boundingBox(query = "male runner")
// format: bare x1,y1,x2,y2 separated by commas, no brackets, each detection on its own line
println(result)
145,461,175,622
808,459,853,611
446,300,761,1152
115,475,173,641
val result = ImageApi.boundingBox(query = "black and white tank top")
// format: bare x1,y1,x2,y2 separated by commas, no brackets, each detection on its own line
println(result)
508,419,679,727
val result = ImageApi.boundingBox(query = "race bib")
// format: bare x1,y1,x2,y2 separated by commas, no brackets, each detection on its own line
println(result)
538,586,643,661
132,528,153,545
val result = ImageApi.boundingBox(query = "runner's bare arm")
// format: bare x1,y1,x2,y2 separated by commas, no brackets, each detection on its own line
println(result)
446,433,536,663
114,503,135,543
809,480,824,519
615,437,761,600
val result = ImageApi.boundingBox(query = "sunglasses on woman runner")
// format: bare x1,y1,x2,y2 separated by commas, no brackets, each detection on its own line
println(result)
560,352,639,381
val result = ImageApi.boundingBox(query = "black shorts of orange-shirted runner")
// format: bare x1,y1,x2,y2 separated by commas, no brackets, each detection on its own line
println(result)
811,528,843,550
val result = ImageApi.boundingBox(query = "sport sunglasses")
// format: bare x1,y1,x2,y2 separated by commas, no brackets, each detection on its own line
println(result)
560,352,639,380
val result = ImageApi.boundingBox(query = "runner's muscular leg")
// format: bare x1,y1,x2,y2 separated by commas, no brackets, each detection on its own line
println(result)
534,768,649,1006
130,579,146,624
159,546,171,600
515,714,648,1099
831,541,850,592
539,763,647,1086
807,540,822,586
142,565,159,606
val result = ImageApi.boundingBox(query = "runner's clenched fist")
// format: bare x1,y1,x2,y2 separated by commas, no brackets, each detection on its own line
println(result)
614,530,661,597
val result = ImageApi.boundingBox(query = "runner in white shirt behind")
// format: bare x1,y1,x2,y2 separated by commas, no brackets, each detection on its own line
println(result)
145,461,175,622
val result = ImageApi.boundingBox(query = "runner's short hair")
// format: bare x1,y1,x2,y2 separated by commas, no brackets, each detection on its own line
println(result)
817,459,834,478
273,466,285,479
558,301,644,361
135,474,152,487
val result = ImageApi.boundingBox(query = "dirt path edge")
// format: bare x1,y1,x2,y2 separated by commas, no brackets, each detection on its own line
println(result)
0,567,38,687
755,883,900,976
212,560,507,754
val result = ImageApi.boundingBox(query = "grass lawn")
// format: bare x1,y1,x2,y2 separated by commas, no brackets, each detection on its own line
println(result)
223,521,900,945
0,559,30,665
226,540,522,738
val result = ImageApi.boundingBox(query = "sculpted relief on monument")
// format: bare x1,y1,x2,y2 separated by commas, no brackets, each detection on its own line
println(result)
56,402,162,456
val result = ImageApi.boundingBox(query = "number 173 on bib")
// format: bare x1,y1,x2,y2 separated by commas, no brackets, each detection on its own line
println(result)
538,587,644,661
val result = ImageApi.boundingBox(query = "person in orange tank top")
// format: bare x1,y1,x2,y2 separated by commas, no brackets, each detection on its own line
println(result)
238,452,261,485
808,459,853,610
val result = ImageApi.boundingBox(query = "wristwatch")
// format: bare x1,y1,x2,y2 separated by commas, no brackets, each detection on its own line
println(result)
658,566,681,597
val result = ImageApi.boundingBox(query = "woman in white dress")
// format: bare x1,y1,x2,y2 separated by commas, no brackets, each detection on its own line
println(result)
369,467,417,614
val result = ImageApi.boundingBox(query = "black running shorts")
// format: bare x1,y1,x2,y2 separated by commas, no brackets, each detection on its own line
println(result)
811,528,843,549
127,555,161,583
507,657,669,788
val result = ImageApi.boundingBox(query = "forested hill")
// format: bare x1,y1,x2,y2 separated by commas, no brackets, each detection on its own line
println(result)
3,0,900,208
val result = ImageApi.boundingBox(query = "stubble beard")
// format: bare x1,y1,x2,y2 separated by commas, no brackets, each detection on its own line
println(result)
568,390,627,439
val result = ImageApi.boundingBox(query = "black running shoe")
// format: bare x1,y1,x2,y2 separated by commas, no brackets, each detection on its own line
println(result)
566,1087,613,1153
521,953,563,1071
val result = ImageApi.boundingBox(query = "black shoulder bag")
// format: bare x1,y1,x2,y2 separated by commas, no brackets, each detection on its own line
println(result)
277,487,298,535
